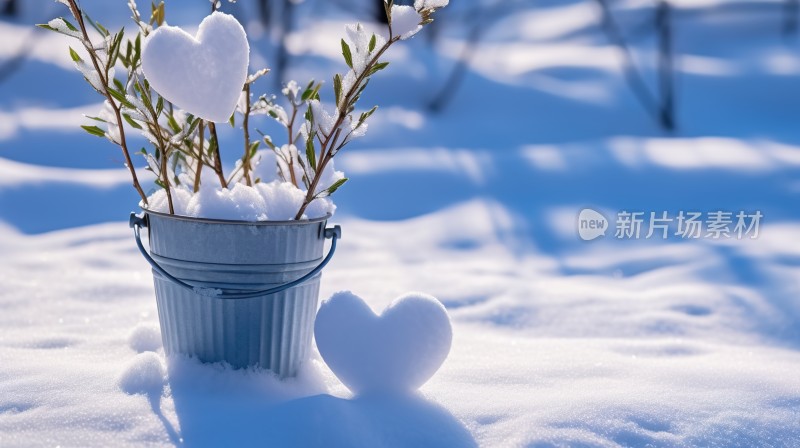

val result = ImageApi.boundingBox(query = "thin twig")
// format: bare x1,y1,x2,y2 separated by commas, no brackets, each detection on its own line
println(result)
428,22,482,111
593,0,663,127
138,84,174,214
241,84,253,186
159,145,175,214
286,101,300,187
194,120,205,192
656,1,675,131
785,0,799,36
66,0,149,205
208,122,227,188
207,1,229,189
0,29,38,84
275,0,293,87
294,36,399,219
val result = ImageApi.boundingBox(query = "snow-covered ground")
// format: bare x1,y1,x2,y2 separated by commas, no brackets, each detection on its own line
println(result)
1,0,800,446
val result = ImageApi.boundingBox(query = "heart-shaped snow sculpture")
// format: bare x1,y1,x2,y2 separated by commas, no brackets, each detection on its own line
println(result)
315,291,452,394
141,12,249,122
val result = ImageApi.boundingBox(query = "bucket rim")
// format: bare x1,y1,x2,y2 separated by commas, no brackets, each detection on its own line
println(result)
141,207,331,226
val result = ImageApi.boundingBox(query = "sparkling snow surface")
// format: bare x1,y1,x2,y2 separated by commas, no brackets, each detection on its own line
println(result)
1,0,800,446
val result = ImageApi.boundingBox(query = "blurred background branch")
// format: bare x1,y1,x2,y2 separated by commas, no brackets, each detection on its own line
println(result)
1,0,798,132
1,0,16,17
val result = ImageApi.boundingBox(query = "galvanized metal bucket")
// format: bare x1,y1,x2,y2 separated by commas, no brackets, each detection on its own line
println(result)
129,210,341,377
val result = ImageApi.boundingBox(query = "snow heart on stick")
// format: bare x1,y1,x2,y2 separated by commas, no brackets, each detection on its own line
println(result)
39,0,449,221
142,12,249,123
315,291,453,394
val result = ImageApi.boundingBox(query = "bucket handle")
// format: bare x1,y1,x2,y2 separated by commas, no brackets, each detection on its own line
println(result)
129,213,341,300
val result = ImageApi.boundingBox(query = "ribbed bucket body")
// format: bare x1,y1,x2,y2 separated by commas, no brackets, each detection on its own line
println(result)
145,211,328,377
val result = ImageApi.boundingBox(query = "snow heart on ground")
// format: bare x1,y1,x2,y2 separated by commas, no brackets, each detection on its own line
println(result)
142,12,249,122
315,291,453,394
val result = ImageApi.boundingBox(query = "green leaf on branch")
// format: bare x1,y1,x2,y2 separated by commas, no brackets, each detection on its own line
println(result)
341,39,353,69
37,18,79,37
132,34,142,67
82,12,109,37
107,30,125,70
249,141,260,157
186,115,200,135
81,125,106,138
108,88,135,109
305,133,317,171
137,83,153,111
68,47,82,62
167,112,180,133
310,83,322,101
301,81,320,101
62,17,79,31
300,80,315,101
262,135,276,150
368,61,390,76
325,177,348,196
208,135,218,156
301,82,323,102
369,34,377,53
333,74,342,105
122,113,143,130
112,78,125,93
124,41,133,67
359,105,378,124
